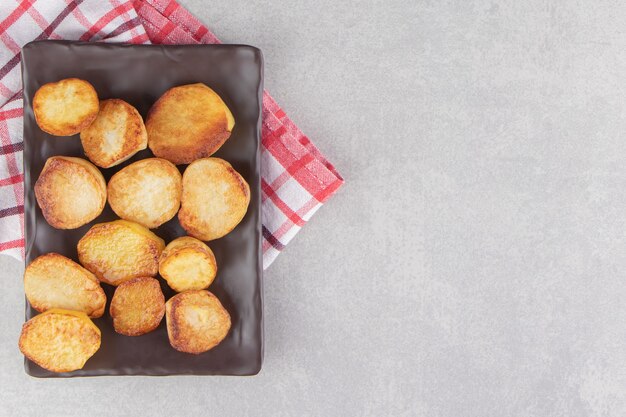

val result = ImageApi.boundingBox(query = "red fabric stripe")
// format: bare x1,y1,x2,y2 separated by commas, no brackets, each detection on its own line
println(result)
0,174,23,187
0,142,23,156
263,126,334,198
162,0,177,17
262,226,285,250
269,124,287,139
265,153,316,200
66,0,92,31
0,238,24,251
35,0,85,41
261,179,305,227
269,217,295,241
143,0,220,44
127,32,150,43
295,196,320,217
152,20,175,43
314,178,343,203
284,153,315,177
79,1,134,41
0,31,22,55
0,81,14,100
0,107,23,120
272,196,320,242
270,197,319,244
24,3,51,32
0,53,21,81
270,196,322,242
0,0,33,34
104,16,142,39
194,25,208,40
0,204,23,218
111,0,142,39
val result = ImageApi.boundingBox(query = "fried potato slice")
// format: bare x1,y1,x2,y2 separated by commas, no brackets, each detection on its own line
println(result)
19,309,101,373
33,78,99,136
80,99,148,168
159,236,217,292
146,83,234,164
24,253,106,318
34,156,106,229
178,158,250,241
107,158,181,228
165,290,231,354
77,220,165,286
110,277,165,336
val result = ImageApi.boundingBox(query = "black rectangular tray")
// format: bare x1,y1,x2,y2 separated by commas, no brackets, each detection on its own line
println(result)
21,40,263,377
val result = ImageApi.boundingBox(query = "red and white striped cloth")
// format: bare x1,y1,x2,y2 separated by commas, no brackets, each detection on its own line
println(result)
0,0,343,269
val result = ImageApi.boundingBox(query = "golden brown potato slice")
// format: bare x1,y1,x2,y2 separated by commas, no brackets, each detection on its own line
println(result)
107,158,181,228
77,220,165,286
80,99,148,168
178,158,250,241
109,277,165,336
159,237,217,292
146,83,235,164
34,156,106,229
166,290,231,354
33,78,99,136
19,309,101,373
24,253,106,318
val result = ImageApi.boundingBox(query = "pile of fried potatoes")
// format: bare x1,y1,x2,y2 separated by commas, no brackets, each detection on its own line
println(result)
21,79,248,373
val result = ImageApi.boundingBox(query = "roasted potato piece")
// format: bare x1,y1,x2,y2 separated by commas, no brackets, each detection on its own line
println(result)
33,78,99,136
80,99,148,168
24,253,106,318
178,158,250,241
107,158,181,228
165,290,231,354
110,277,165,336
34,156,107,229
146,83,234,164
77,220,165,286
159,237,217,292
19,309,101,373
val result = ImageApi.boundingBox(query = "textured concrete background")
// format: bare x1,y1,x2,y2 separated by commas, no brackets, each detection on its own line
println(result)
2,0,626,416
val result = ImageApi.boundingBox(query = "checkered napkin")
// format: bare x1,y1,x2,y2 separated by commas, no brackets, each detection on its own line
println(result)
0,0,343,269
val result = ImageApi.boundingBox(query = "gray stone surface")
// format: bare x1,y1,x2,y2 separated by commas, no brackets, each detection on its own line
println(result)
2,0,626,415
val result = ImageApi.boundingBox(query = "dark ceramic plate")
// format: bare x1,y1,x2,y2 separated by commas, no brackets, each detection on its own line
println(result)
21,40,263,377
